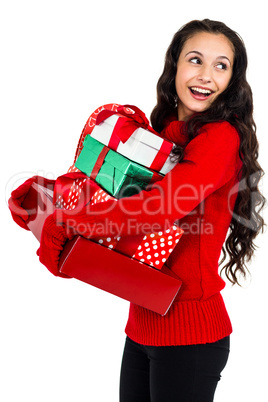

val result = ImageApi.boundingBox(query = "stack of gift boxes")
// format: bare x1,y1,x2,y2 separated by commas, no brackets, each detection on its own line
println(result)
55,104,184,271
18,103,185,314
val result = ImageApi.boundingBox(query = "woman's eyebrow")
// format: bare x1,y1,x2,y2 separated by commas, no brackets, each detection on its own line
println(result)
185,50,203,57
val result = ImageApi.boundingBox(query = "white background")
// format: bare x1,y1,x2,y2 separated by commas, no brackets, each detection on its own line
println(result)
1,1,267,401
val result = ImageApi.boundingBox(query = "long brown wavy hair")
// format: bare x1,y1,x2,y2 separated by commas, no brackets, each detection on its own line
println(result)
151,19,266,285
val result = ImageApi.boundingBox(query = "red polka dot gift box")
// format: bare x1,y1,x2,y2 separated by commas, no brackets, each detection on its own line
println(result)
132,226,183,270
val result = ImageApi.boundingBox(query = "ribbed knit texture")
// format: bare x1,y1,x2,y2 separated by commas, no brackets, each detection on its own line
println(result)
125,294,232,346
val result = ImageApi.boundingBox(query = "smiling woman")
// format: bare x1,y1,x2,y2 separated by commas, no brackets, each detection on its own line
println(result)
8,17,266,402
175,32,234,120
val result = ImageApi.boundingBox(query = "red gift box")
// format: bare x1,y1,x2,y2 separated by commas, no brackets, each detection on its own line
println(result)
58,236,182,316
22,182,183,315
132,226,184,269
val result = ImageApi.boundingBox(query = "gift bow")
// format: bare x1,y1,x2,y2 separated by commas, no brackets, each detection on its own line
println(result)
95,104,157,144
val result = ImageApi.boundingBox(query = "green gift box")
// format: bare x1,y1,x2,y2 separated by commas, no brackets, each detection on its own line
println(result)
75,135,163,198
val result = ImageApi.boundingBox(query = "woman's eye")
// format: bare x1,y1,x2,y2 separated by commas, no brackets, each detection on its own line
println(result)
189,57,201,65
216,63,227,70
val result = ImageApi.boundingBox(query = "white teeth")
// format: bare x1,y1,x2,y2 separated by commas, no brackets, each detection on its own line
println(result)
191,87,212,94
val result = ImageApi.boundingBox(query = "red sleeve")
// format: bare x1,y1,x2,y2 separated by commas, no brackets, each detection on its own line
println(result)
57,121,241,238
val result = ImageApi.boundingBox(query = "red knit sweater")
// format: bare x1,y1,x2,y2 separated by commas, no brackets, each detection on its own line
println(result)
57,120,242,346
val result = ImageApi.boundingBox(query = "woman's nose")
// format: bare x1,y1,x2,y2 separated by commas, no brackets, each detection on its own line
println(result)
197,65,212,83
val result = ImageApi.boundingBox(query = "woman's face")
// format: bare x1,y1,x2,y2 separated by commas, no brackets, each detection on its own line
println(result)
175,32,234,121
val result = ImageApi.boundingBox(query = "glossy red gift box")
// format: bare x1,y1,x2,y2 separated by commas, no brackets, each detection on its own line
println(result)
58,236,182,315
23,182,182,315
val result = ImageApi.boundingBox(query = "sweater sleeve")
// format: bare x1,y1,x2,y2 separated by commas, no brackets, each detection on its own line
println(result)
57,121,241,238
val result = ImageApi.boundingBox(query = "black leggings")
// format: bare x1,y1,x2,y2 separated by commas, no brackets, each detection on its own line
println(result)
119,336,230,402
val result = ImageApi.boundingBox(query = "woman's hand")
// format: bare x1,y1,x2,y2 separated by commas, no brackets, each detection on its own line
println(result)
8,176,39,230
8,176,55,230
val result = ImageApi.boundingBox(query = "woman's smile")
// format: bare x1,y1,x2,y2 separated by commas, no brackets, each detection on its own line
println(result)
189,85,215,100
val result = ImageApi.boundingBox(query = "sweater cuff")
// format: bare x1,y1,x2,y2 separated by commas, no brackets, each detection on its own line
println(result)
43,213,69,242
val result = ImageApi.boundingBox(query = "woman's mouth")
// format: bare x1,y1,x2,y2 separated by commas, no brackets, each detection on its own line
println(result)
189,87,214,100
